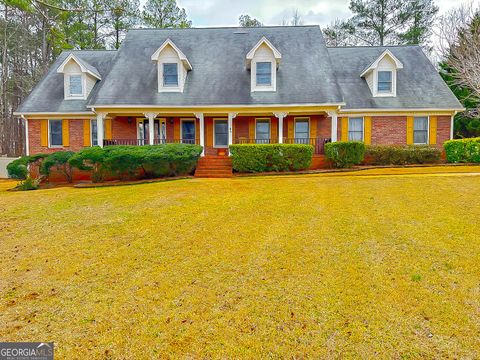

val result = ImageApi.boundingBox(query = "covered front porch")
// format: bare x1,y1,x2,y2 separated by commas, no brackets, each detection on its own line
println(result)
93,108,340,156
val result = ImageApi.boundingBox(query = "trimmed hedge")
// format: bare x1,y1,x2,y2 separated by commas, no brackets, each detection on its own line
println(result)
444,137,480,163
324,141,365,168
40,151,75,183
229,144,314,173
365,145,441,165
69,144,202,182
7,153,48,180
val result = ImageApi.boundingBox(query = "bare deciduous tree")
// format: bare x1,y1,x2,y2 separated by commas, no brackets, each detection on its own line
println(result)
436,4,480,101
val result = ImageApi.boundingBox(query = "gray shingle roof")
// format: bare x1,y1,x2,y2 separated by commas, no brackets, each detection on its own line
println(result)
73,55,102,79
16,50,116,113
16,27,463,114
327,46,463,110
88,26,344,107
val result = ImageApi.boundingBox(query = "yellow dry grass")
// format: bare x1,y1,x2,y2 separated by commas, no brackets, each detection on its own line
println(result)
1,167,480,359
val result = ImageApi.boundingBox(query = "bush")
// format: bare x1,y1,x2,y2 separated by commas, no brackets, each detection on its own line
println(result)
365,145,441,165
68,147,108,182
40,151,75,183
68,144,203,182
444,137,480,163
16,176,41,191
7,154,47,180
229,144,314,173
324,142,365,168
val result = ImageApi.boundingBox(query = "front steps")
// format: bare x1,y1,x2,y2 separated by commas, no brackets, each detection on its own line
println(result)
195,156,233,178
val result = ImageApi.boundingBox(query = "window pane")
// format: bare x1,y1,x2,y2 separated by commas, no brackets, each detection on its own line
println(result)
215,120,228,146
182,120,195,143
69,75,83,95
414,117,428,131
414,117,428,144
91,119,98,146
348,117,364,141
377,71,392,92
49,120,63,146
295,120,309,142
256,120,270,142
256,62,271,85
163,63,178,86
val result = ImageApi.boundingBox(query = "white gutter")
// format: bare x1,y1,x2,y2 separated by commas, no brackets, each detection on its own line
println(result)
86,103,347,109
21,115,29,156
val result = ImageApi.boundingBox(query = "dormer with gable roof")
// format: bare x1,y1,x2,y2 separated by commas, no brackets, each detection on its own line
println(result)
360,49,403,97
246,37,282,92
56,53,102,100
151,39,192,93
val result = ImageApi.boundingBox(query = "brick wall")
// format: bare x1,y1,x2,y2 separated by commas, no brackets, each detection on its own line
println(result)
371,116,407,145
29,119,85,154
113,117,137,140
437,115,451,147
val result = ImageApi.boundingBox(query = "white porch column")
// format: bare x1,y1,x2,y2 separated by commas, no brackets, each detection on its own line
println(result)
228,113,237,153
144,112,159,145
274,112,288,143
96,112,107,147
195,113,205,156
450,114,455,140
328,110,338,142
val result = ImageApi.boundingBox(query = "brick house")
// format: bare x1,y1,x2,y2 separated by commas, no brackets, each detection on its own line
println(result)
15,26,463,173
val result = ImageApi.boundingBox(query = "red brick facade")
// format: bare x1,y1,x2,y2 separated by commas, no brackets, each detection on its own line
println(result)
28,114,452,155
371,116,407,145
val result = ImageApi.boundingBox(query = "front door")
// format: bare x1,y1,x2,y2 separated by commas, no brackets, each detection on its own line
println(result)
181,120,196,144
214,120,228,148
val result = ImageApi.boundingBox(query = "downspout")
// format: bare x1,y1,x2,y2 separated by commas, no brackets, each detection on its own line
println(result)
21,114,29,156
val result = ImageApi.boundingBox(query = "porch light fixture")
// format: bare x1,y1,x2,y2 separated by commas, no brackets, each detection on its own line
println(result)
127,117,133,124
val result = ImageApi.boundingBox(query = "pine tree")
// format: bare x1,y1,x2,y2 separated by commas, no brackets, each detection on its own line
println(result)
142,0,191,29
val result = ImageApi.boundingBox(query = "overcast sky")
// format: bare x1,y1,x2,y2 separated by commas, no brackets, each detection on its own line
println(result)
175,0,474,27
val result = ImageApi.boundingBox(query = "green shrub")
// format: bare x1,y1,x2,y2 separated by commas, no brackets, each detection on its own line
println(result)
229,144,314,173
16,176,41,191
68,144,202,182
365,145,441,165
444,137,480,163
7,154,47,180
324,142,365,168
141,143,203,178
68,147,108,182
40,151,75,183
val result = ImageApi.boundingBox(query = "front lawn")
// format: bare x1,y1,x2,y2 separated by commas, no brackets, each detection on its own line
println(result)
1,168,479,358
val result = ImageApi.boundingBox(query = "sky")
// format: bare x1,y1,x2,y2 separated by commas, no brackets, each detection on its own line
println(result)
175,0,475,28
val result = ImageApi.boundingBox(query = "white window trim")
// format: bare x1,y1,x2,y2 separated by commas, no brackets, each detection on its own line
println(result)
213,118,228,148
294,117,310,139
348,116,365,142
48,119,63,148
180,118,196,143
254,118,271,141
64,73,87,100
413,116,430,145
251,60,276,92
373,69,396,97
158,60,183,93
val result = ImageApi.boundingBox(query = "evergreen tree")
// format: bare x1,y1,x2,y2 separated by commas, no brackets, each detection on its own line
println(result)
238,14,262,27
142,0,191,29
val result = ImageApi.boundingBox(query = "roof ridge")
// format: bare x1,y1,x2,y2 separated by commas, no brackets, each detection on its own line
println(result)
129,25,320,31
327,45,420,49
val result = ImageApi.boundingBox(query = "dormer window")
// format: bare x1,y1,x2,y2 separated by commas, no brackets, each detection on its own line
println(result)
163,63,178,86
246,37,282,92
151,39,192,93
57,53,101,100
69,75,83,96
256,62,272,86
377,71,392,93
360,49,403,98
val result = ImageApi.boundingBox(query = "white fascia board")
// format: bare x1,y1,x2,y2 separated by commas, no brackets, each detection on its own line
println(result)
56,53,102,80
151,38,192,70
360,49,404,78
